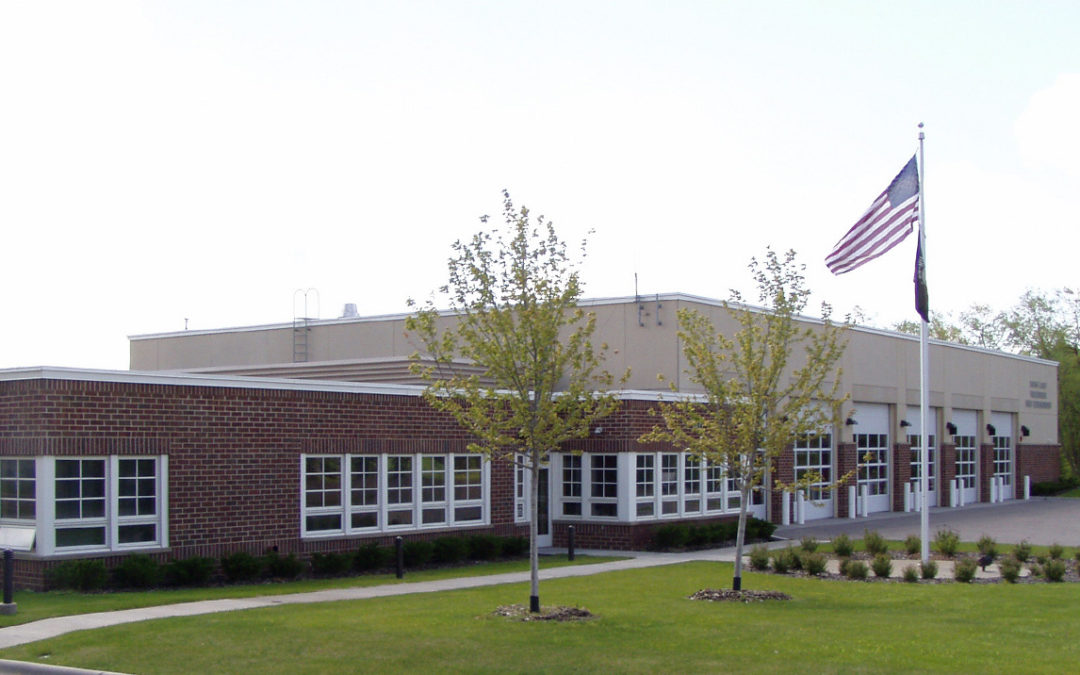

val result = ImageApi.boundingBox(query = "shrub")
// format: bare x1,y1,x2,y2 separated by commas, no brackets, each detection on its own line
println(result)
902,565,919,583
954,557,978,583
832,534,854,558
403,541,435,567
933,529,960,557
112,554,162,589
310,551,353,576
746,517,778,541
871,554,893,578
999,557,1021,583
1013,540,1032,563
920,559,938,580
771,548,796,574
355,542,389,572
265,552,304,579
1044,559,1067,582
903,535,921,556
800,536,819,553
686,525,709,547
709,522,737,544
788,546,805,571
166,556,215,586
844,560,869,580
1074,548,1080,564
501,536,528,557
1048,542,1065,560
653,524,689,550
48,560,108,592
863,529,888,556
803,552,827,576
221,552,263,583
1029,563,1043,578
432,537,469,564
749,545,771,571
466,535,503,561
976,535,997,558
838,557,852,577
1031,478,1080,496
1036,554,1049,566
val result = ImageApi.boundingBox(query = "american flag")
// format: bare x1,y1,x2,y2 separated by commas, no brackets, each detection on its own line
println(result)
826,155,920,275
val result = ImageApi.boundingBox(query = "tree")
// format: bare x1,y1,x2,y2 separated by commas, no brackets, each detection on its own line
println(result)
893,312,968,344
641,249,847,591
405,191,623,613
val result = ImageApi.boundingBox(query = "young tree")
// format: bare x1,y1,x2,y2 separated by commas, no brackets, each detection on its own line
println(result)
641,249,847,591
406,191,622,613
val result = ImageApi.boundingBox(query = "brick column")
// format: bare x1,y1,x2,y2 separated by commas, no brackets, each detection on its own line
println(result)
979,443,995,503
892,442,912,511
938,443,957,507
837,442,858,518
770,446,795,524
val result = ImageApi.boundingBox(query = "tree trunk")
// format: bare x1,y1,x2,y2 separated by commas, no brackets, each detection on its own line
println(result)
732,484,750,591
529,450,540,612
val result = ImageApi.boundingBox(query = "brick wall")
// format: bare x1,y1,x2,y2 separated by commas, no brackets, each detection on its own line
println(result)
1015,443,1061,485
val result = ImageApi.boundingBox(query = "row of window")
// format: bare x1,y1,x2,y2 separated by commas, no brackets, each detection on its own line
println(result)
301,454,488,536
0,456,166,554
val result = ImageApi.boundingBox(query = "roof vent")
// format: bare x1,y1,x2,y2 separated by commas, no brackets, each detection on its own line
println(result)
341,303,359,319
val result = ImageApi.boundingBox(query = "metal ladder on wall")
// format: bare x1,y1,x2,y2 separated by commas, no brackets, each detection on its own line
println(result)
292,289,319,363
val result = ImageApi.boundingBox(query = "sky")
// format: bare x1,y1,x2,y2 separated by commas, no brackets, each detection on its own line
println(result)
2,1,1078,370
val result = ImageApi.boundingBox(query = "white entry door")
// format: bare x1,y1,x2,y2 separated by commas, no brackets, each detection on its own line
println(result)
855,404,891,513
991,412,1014,501
953,410,978,504
795,430,834,520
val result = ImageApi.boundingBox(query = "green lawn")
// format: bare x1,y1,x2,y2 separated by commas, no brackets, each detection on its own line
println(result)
3,561,1080,673
0,554,622,628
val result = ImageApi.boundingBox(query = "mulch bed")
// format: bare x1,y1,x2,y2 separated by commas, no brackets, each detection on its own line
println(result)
689,588,792,603
493,604,595,621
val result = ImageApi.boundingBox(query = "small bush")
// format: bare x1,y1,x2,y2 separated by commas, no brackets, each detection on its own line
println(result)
403,540,435,567
709,522,737,544
221,552,263,583
954,557,978,583
803,552,827,576
976,535,997,558
788,547,805,571
686,525,709,547
844,560,869,580
355,542,389,571
832,534,854,558
166,556,215,586
1074,548,1080,564
1029,562,1043,578
310,552,353,576
265,552,304,579
112,554,162,589
432,537,469,564
501,536,528,557
1013,540,1032,563
746,517,778,541
902,565,919,583
466,534,503,561
933,529,960,557
48,560,108,592
1036,554,1049,566
921,559,938,580
903,535,921,556
1044,559,1067,582
653,524,689,550
800,536,818,553
1048,542,1065,560
863,529,888,556
771,548,796,574
999,557,1021,583
1031,478,1080,496
871,554,893,578
749,545,771,571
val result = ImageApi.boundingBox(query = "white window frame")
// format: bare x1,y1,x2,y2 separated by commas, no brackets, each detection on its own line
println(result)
0,458,37,523
954,435,977,489
555,453,621,520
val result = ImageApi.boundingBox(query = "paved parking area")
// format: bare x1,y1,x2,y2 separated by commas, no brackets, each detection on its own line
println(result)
774,497,1080,546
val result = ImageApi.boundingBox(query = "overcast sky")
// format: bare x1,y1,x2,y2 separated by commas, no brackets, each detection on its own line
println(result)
2,1,1078,370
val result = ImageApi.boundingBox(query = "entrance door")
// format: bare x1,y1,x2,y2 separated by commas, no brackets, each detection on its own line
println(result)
953,410,978,504
855,404,890,513
536,468,552,547
991,412,1014,501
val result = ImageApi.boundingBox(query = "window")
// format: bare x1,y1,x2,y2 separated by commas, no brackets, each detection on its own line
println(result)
856,433,889,496
635,455,655,517
300,453,489,538
660,454,679,515
55,458,107,548
907,433,936,492
349,456,379,530
0,459,35,521
993,435,1012,487
795,433,833,501
683,456,701,513
590,455,618,517
303,456,343,533
562,455,582,516
705,462,725,512
116,458,159,545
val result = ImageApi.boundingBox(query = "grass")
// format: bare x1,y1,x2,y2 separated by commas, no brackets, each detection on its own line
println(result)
4,561,1080,673
1058,486,1080,499
0,554,623,628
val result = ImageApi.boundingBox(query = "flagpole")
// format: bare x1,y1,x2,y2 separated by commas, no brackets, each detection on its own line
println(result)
918,123,930,563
